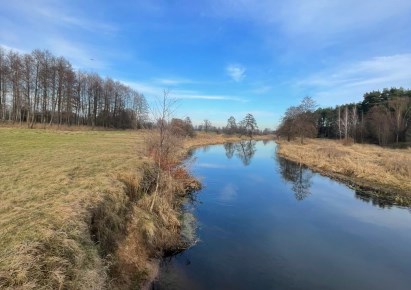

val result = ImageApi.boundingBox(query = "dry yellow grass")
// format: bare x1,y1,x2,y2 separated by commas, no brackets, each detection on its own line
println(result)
0,128,262,289
0,127,149,289
276,138,411,195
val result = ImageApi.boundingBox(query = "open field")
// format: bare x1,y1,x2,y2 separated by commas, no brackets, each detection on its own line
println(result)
0,127,151,289
0,127,269,289
276,138,411,196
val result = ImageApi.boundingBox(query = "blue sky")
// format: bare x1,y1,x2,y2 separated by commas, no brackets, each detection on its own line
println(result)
1,0,411,129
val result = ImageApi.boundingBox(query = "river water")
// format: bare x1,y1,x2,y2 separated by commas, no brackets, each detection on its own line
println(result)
153,140,411,290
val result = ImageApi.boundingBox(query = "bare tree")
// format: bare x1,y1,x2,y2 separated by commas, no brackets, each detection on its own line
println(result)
278,97,317,143
389,96,411,143
203,119,211,133
148,90,179,212
0,46,149,129
367,106,391,145
350,105,359,142
0,47,7,121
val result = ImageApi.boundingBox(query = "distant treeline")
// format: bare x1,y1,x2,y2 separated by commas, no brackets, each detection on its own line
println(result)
192,113,272,136
0,47,149,129
277,88,411,145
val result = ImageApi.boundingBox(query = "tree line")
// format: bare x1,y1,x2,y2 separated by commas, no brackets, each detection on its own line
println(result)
194,113,271,136
277,88,411,145
0,47,149,129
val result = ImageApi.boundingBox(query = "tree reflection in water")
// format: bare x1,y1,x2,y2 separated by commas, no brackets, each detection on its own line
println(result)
277,156,313,200
235,140,257,166
223,140,257,166
354,189,411,209
224,142,235,159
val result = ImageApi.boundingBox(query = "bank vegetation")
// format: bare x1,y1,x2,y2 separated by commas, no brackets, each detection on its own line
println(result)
276,138,411,197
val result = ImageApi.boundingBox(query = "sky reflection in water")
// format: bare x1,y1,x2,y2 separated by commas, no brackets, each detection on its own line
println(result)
154,141,411,290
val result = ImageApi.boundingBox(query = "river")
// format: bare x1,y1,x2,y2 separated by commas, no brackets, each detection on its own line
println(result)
153,140,411,290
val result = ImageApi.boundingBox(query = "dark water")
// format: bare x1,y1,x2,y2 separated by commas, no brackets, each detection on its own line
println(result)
154,141,411,290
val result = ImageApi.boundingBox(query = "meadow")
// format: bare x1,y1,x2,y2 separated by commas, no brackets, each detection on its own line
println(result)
0,127,152,289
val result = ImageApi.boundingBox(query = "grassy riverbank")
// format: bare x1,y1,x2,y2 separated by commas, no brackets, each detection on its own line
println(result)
0,127,269,289
0,128,152,289
276,138,411,196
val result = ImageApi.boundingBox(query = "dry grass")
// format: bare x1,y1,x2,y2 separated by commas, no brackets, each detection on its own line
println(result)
0,127,149,289
276,138,411,195
0,127,252,289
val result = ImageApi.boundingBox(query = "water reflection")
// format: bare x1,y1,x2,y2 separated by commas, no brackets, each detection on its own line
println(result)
202,145,211,153
235,140,257,166
155,141,411,290
224,140,257,166
277,156,313,200
262,139,270,145
223,142,235,159
355,190,411,209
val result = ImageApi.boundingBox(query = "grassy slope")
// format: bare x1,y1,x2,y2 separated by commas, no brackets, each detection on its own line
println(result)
276,138,411,195
0,128,149,289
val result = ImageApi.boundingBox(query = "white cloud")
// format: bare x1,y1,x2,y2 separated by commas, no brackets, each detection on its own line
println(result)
123,81,162,96
226,64,246,82
175,90,247,102
297,53,411,106
211,0,411,39
123,81,248,102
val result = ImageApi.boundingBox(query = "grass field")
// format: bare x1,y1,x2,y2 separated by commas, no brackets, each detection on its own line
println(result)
0,128,149,289
276,138,411,196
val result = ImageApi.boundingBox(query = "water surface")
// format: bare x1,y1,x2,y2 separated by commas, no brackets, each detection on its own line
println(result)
154,141,411,290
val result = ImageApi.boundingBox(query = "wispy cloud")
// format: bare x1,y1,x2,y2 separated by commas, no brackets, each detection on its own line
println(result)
226,64,246,82
153,78,193,86
211,0,411,39
0,0,120,70
297,53,411,105
250,85,272,94
123,81,162,96
124,81,248,102
5,1,117,34
175,90,247,102
47,38,108,70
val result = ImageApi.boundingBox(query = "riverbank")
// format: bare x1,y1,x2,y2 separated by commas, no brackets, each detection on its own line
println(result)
276,138,411,198
183,132,274,149
0,127,271,289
